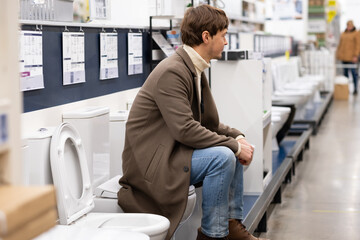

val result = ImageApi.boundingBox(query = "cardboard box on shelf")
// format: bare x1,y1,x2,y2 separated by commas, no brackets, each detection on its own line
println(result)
334,83,349,100
309,0,316,6
0,185,56,236
1,208,57,240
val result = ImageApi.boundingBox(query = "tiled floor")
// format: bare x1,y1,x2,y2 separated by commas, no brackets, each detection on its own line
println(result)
259,95,360,240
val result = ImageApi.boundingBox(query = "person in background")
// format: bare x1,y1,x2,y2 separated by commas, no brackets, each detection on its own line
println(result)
336,20,360,95
117,4,269,240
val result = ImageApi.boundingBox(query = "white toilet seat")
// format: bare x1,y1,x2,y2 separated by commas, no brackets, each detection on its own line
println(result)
50,123,94,225
75,213,169,237
50,123,170,240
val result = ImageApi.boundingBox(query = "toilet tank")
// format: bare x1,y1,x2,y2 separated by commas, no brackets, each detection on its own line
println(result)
109,110,129,178
24,127,55,185
63,107,110,188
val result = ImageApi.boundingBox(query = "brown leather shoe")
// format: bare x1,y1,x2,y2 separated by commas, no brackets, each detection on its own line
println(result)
227,219,269,240
196,228,229,240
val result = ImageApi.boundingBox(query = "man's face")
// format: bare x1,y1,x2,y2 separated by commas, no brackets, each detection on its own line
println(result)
208,29,228,60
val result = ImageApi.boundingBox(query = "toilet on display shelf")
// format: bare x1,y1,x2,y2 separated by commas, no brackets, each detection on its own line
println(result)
92,110,197,238
26,123,169,240
24,112,170,240
271,106,291,151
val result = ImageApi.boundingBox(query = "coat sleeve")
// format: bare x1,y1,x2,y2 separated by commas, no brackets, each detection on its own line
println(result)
216,122,244,139
153,67,239,153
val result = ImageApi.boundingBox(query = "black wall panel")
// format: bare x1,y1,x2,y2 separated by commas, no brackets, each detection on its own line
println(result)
21,25,150,112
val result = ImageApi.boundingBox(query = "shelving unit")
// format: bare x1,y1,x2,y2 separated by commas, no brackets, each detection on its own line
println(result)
224,0,265,32
149,15,183,71
307,0,326,47
148,0,213,72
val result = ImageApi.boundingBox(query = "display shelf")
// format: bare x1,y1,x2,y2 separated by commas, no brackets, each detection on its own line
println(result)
149,15,183,72
20,20,150,30
308,6,325,13
293,91,333,134
243,157,292,233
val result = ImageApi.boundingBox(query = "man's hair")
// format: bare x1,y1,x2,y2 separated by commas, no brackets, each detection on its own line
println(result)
181,5,229,47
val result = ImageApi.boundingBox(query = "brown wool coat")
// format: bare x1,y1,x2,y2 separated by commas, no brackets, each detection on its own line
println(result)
336,30,360,62
118,47,243,239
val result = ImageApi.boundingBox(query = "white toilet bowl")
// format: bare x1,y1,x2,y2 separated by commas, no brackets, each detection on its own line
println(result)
75,213,169,240
180,185,196,224
34,225,150,240
272,60,317,119
272,92,309,119
102,110,197,237
93,176,197,238
271,107,291,151
48,122,170,240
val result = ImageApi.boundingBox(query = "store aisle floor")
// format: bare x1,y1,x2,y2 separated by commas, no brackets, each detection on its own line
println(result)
259,95,360,240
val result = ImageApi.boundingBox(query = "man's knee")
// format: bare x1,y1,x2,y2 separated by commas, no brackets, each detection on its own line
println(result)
213,146,236,170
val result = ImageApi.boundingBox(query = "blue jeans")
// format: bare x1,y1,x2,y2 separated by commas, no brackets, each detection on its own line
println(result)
342,61,358,91
190,146,244,238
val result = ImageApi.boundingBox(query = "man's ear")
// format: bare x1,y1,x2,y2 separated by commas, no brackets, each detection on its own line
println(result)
202,31,210,44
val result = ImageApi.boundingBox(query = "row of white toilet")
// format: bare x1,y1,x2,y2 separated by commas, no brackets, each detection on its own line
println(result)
270,57,325,151
23,106,197,240
271,57,325,120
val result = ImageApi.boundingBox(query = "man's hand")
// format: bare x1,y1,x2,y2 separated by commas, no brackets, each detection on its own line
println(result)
237,138,254,166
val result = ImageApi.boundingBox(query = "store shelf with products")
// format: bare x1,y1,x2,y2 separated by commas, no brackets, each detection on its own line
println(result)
224,0,265,32
307,0,326,47
253,34,293,58
148,0,213,71
149,15,183,72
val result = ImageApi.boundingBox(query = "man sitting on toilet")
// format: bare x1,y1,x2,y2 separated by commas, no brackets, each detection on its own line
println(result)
118,4,268,240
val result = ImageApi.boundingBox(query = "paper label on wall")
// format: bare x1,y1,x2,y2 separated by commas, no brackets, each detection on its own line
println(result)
90,0,108,20
128,32,143,75
19,31,44,92
308,20,326,33
152,32,175,57
100,32,119,80
62,32,86,85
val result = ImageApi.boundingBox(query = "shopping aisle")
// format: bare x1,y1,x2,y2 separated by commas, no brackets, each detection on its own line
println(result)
259,95,360,240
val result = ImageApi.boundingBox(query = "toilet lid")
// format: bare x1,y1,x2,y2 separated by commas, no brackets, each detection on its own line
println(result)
50,123,94,225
